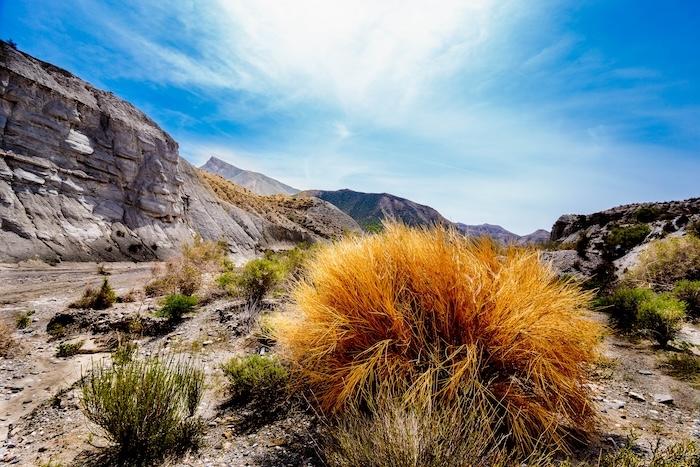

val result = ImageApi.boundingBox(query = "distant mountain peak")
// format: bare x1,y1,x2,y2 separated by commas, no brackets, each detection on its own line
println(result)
200,156,299,196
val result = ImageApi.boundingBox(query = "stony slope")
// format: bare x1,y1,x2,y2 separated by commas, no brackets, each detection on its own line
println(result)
544,198,700,278
200,156,299,195
298,188,449,230
0,42,358,262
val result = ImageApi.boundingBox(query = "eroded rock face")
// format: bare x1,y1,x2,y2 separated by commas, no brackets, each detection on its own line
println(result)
0,42,359,262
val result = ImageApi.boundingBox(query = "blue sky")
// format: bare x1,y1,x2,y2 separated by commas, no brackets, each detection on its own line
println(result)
2,0,699,234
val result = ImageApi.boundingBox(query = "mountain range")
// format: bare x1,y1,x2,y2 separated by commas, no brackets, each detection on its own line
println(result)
202,156,551,244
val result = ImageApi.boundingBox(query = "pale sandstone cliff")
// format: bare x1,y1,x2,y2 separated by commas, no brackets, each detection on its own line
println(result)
0,42,358,262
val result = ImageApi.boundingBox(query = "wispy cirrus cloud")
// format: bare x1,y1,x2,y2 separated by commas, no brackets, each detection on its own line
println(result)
3,0,699,233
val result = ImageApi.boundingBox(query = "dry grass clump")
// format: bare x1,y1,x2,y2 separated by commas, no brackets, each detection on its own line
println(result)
275,222,600,455
626,236,700,291
145,237,226,297
324,397,520,467
70,279,117,310
0,320,16,357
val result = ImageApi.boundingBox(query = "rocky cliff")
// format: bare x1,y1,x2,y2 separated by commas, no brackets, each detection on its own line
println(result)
0,42,359,262
544,198,700,280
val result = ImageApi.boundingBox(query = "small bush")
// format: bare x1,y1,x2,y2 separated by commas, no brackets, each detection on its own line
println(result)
97,263,110,275
605,224,651,258
575,233,590,258
234,258,283,303
15,310,33,329
56,340,84,357
112,341,138,365
674,280,700,318
157,294,198,320
661,353,700,387
688,219,700,238
70,279,116,310
221,355,288,405
275,223,600,455
626,236,700,291
598,287,655,332
637,293,685,347
80,357,204,464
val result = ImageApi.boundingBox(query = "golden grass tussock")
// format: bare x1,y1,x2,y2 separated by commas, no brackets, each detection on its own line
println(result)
0,320,16,357
274,222,601,454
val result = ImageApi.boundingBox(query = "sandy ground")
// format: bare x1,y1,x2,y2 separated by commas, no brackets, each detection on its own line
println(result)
0,261,699,465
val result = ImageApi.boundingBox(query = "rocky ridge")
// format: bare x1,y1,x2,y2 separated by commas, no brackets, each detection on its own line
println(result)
201,156,299,196
0,42,358,262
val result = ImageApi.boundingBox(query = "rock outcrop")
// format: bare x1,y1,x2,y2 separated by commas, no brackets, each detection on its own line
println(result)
0,42,359,262
544,198,700,279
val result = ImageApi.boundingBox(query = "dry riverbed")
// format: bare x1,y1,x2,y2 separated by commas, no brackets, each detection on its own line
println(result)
1,261,699,465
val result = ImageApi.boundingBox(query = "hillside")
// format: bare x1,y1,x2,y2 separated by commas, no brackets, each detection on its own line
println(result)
0,42,358,262
201,156,299,196
544,197,700,280
298,188,448,230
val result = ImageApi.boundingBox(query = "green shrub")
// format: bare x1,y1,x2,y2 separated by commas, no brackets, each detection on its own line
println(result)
598,287,655,331
15,310,33,329
674,280,700,318
626,236,700,291
661,353,700,387
635,206,661,223
56,340,84,357
70,279,116,310
157,294,198,320
234,258,283,303
80,357,204,464
637,293,686,347
688,219,700,238
605,224,651,257
216,271,236,289
112,341,138,366
221,355,288,405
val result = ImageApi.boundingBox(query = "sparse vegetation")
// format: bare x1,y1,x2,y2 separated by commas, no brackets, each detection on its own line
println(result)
222,355,288,405
97,263,110,275
605,224,651,258
80,357,204,465
157,294,198,320
56,340,84,357
70,278,116,310
637,293,686,347
275,223,600,455
145,237,226,297
626,236,700,291
673,280,700,318
15,310,33,329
